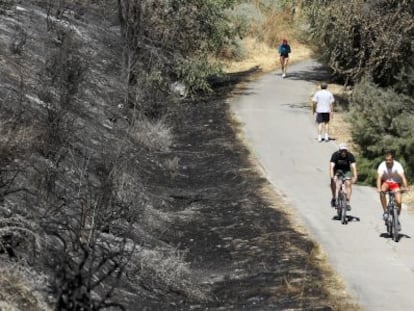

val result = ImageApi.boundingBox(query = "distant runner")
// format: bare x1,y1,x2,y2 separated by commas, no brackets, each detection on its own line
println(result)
278,38,291,78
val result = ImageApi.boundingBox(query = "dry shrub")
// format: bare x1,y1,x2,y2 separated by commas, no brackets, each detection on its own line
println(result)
141,204,173,233
0,266,51,311
260,9,298,48
0,214,43,253
164,156,180,178
135,246,208,301
129,118,172,152
0,119,37,162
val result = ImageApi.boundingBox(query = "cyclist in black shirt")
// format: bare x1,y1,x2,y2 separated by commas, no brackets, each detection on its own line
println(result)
329,143,358,210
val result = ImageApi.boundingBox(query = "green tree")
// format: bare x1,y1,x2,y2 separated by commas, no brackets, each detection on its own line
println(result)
302,0,414,87
117,0,240,111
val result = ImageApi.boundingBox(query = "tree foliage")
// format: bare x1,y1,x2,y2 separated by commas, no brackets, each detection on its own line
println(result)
302,0,414,87
117,0,240,109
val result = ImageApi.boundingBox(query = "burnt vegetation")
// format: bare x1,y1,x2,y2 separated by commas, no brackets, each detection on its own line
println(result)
0,1,346,310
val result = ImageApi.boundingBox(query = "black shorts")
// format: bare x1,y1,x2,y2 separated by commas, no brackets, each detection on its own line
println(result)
316,112,330,123
280,53,289,58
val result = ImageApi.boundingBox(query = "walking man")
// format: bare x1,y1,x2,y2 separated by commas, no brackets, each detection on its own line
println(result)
312,82,334,142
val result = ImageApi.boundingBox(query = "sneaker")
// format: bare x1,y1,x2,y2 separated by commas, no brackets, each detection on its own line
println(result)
330,198,336,208
383,212,389,221
346,203,351,211
325,137,330,142
318,137,322,142
282,73,286,78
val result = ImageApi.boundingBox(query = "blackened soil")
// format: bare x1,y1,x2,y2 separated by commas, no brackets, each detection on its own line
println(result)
158,76,335,310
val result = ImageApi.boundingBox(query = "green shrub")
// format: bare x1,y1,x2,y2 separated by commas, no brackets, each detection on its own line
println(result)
349,78,414,181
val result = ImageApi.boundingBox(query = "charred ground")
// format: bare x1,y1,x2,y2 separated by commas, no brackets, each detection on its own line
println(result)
0,1,354,310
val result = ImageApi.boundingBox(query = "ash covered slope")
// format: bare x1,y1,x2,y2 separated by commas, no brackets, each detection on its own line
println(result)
0,1,205,310
0,1,345,311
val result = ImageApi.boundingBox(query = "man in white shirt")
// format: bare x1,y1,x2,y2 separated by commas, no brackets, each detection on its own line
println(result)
312,82,334,142
377,151,408,220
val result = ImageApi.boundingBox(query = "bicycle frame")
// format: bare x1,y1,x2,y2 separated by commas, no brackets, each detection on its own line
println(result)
384,191,400,242
336,173,348,224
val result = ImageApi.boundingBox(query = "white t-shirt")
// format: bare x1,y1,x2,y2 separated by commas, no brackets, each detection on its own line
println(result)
312,89,334,113
377,160,404,183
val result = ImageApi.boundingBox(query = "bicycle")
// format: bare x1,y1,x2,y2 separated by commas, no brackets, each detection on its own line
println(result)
334,171,350,225
382,190,403,242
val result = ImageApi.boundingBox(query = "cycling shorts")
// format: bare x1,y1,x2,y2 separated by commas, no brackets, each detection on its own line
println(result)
383,180,400,191
335,170,352,179
316,112,330,123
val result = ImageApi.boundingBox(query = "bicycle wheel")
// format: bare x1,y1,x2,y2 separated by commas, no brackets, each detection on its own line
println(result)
336,199,342,219
392,208,399,242
339,193,347,224
386,216,392,237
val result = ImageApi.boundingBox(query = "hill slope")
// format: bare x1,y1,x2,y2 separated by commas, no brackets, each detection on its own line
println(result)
0,1,355,310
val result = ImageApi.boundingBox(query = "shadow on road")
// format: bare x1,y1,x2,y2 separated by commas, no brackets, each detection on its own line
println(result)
380,232,411,242
283,65,332,82
332,215,361,223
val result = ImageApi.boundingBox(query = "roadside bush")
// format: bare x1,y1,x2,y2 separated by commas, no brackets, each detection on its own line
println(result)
349,78,414,183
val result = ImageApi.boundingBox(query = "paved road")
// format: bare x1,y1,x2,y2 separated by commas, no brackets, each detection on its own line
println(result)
231,60,414,311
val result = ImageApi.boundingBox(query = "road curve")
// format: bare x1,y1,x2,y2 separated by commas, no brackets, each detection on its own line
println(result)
231,59,414,311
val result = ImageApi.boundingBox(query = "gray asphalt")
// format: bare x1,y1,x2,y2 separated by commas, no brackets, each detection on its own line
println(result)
231,60,414,311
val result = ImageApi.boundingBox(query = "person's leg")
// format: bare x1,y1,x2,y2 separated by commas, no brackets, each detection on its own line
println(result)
325,121,330,140
330,178,336,198
283,57,289,74
318,123,323,141
330,177,337,207
316,114,323,141
394,188,402,215
380,182,389,212
280,56,285,72
345,179,352,205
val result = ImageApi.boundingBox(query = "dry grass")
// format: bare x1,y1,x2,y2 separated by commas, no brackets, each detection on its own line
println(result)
406,189,414,214
163,156,180,178
129,118,173,152
222,7,313,74
134,246,208,301
222,36,312,74
0,119,38,160
0,266,51,311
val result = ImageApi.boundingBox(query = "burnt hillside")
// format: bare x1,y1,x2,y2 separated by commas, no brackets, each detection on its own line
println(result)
0,1,348,310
